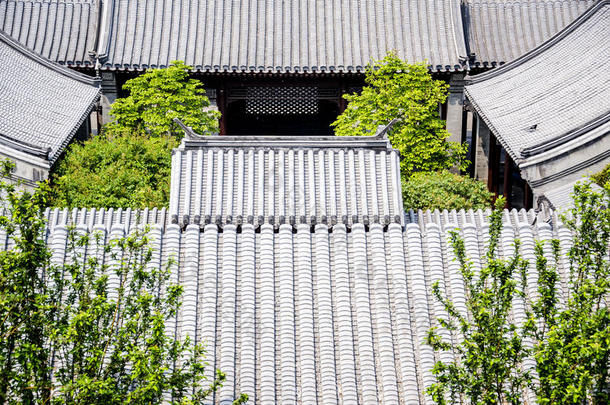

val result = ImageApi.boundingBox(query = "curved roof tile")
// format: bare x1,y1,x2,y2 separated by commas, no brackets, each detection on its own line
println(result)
464,0,610,163
35,206,571,404
0,0,99,66
464,0,598,67
0,29,100,164
168,135,403,227
100,0,468,73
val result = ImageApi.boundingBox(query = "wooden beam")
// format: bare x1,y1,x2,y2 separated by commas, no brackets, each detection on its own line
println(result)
339,82,347,113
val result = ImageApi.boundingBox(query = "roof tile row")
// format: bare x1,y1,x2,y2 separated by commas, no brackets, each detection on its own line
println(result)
169,136,404,226
2,0,601,72
0,29,100,163
464,1,610,163
27,207,572,404
0,0,98,66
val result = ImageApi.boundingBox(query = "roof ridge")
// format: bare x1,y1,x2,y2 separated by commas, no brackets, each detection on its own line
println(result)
1,0,97,3
0,29,100,86
177,135,394,151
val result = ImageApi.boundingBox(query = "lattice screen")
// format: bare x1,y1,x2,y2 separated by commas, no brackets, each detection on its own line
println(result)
245,86,318,115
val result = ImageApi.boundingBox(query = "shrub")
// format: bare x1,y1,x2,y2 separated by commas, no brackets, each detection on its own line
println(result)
402,171,493,211
0,163,248,404
591,163,610,187
49,132,177,208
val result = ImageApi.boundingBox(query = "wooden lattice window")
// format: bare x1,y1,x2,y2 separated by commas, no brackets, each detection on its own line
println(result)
245,86,318,115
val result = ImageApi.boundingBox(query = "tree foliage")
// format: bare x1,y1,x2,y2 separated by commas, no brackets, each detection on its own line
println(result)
529,182,610,405
402,170,493,211
428,183,610,405
591,163,610,187
107,60,220,137
49,132,177,208
0,162,53,403
0,165,247,404
332,53,467,177
427,198,532,405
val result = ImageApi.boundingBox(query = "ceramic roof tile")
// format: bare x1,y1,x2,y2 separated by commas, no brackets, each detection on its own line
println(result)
0,0,98,66
101,0,467,73
32,206,574,404
539,177,602,211
464,1,610,164
169,135,403,227
0,29,100,164
464,0,597,67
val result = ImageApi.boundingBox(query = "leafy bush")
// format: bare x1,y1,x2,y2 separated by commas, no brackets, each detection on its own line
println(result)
50,61,222,208
591,163,610,187
332,53,467,178
427,183,610,405
49,132,177,208
402,171,493,211
0,164,248,404
107,60,219,137
427,198,532,404
530,182,610,404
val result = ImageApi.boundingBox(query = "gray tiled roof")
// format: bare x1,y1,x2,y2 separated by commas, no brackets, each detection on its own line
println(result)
464,0,597,67
538,177,602,212
101,0,468,73
44,206,168,232
0,29,100,164
0,0,99,66
406,206,541,232
464,0,610,164
31,206,571,404
169,135,404,227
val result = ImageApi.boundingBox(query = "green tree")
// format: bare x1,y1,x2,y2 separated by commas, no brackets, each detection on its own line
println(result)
332,53,467,178
426,198,532,405
0,162,53,402
403,170,492,211
591,163,610,187
428,182,610,405
529,182,610,404
49,132,177,208
0,165,247,404
107,60,220,137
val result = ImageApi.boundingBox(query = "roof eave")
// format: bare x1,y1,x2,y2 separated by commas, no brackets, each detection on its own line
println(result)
0,29,101,87
466,0,610,85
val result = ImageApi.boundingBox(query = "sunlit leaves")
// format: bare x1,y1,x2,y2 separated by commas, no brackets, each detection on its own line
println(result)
49,132,177,208
402,170,492,210
332,53,467,178
530,183,610,405
427,198,531,405
107,61,220,138
428,184,610,405
0,171,248,404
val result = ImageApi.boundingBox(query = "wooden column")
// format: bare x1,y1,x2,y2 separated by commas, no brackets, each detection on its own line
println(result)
474,116,491,183
488,133,501,199
524,182,533,209
446,73,465,144
99,72,119,124
339,82,347,113
218,85,227,135
469,114,478,178
503,154,513,208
